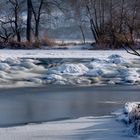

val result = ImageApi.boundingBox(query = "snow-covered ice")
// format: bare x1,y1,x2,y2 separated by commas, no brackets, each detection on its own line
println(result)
116,102,140,136
124,102,138,114
0,50,140,87
57,63,89,76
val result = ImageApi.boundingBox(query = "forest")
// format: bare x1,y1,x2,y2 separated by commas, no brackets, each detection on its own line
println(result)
0,0,140,53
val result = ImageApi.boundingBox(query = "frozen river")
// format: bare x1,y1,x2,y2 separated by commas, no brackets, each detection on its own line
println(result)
0,85,140,127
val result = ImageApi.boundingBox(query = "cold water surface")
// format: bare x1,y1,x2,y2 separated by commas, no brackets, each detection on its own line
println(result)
0,85,139,126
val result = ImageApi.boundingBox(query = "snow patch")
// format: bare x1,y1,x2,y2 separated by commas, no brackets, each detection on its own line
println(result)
108,54,126,64
57,63,89,76
124,102,138,114
0,63,10,71
86,69,102,77
116,102,140,136
0,116,131,140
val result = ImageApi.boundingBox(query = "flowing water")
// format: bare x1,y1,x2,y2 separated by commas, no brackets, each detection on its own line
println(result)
0,85,140,127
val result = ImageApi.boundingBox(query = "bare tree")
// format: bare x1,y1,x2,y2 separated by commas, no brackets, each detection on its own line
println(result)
0,20,15,42
8,0,23,42
27,0,32,42
31,0,44,41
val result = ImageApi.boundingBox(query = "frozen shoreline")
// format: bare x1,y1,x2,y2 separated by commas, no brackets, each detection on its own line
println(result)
0,116,136,140
0,49,139,59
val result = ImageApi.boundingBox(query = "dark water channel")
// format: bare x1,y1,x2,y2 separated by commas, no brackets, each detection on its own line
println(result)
0,85,140,127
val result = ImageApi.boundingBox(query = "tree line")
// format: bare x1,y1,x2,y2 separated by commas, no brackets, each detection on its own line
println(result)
0,0,140,54
0,0,61,47
70,0,140,55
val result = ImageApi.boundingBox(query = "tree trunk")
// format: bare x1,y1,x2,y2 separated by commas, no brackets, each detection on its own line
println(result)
27,0,32,42
15,10,21,42
35,20,39,40
32,0,44,43
34,20,40,47
17,31,21,42
79,25,85,44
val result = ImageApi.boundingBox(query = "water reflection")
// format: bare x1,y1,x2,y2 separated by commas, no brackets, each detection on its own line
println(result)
0,85,139,126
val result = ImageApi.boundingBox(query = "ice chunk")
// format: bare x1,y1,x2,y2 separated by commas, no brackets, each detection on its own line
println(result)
0,63,10,71
44,74,64,82
108,54,122,59
108,54,125,64
76,77,91,85
21,62,38,69
123,70,140,83
57,63,89,76
124,102,138,114
25,77,42,84
4,57,21,65
86,69,102,77
0,71,10,79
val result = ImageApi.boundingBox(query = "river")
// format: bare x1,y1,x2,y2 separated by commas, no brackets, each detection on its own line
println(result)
0,85,139,127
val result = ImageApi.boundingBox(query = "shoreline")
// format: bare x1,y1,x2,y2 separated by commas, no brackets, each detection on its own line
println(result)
0,115,136,140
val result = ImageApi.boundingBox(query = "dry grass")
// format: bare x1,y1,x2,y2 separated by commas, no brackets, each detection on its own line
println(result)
0,36,56,49
40,35,56,47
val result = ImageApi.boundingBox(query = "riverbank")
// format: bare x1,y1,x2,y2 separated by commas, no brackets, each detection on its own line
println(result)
0,85,140,127
0,116,137,140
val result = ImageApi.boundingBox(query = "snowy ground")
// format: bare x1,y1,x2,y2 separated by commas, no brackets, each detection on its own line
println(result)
0,101,139,140
0,49,139,59
0,49,140,88
0,116,137,140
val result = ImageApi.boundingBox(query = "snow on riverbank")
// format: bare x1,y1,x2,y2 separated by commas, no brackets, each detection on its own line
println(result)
0,50,140,87
0,49,139,59
116,102,140,136
0,116,136,140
